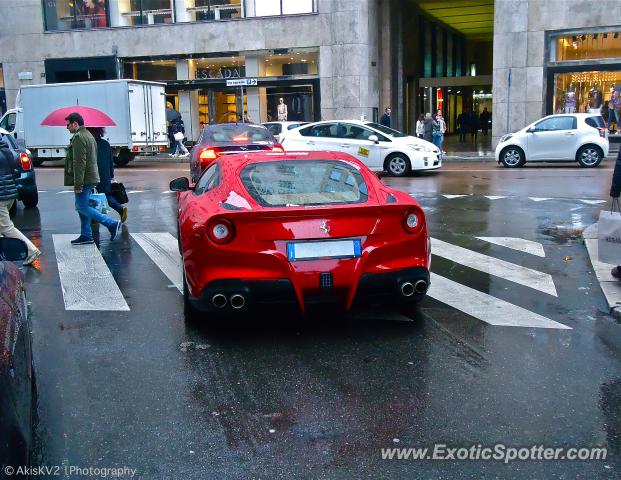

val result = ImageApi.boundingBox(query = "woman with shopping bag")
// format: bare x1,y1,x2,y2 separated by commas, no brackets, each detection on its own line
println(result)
607,148,621,278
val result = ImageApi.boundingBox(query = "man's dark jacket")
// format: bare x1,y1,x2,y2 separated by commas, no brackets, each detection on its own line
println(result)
0,141,18,202
610,149,621,197
380,113,391,127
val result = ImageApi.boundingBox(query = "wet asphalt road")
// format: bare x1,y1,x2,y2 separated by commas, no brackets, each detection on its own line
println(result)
10,161,621,479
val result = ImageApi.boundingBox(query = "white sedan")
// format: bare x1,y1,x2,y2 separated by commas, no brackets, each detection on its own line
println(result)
262,121,310,143
280,120,441,176
495,113,609,168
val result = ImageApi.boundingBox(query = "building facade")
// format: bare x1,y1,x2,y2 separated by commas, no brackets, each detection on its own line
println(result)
492,0,621,147
0,0,382,141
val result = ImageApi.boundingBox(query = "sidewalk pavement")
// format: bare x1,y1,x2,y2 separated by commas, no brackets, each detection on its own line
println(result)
583,222,621,318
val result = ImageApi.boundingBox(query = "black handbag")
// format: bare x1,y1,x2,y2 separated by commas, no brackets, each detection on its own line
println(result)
110,182,129,204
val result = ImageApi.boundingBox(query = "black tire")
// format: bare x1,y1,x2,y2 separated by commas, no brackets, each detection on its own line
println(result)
577,145,603,168
32,158,44,167
183,271,201,323
9,200,17,218
385,153,412,177
499,146,525,168
21,189,38,208
113,150,135,167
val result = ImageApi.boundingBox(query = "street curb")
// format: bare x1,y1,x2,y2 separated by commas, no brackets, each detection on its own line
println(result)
583,222,621,315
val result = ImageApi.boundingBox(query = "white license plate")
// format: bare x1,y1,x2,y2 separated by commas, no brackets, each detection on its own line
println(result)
287,239,361,261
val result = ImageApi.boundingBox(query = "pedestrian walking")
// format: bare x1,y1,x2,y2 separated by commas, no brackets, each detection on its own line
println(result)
456,109,469,143
380,107,392,127
470,110,479,142
166,102,182,151
423,112,433,143
415,114,425,139
170,118,190,158
609,148,621,279
601,100,610,128
479,107,490,136
87,127,128,223
432,109,446,154
64,112,121,245
0,138,42,265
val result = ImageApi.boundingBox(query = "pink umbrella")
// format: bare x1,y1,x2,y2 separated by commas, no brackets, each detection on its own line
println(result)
41,106,116,127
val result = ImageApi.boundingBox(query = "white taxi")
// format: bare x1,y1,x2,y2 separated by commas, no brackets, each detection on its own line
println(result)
280,120,441,176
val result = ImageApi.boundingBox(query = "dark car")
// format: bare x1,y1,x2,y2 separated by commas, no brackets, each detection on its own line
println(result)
189,123,282,182
0,128,38,212
0,238,36,469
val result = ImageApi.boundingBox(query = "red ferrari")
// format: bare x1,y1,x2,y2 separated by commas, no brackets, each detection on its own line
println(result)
170,151,430,319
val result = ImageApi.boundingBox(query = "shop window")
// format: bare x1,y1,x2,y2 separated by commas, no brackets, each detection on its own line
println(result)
554,32,621,62
553,71,621,115
118,0,174,26
254,0,315,16
43,0,109,31
185,0,243,21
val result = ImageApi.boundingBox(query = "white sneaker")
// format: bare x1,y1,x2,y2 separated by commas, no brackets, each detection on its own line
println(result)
181,152,190,158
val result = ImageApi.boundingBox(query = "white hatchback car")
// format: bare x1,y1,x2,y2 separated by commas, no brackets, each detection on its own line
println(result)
280,120,441,176
495,113,609,168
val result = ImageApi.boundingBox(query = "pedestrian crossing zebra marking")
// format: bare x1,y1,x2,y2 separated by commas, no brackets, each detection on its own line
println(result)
428,273,570,330
476,237,546,258
580,199,607,205
442,194,470,199
528,197,551,202
131,233,183,293
484,195,506,200
52,234,130,311
431,237,557,296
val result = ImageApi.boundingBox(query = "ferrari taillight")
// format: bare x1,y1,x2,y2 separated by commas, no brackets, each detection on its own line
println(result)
199,147,217,161
20,153,31,171
207,218,235,244
403,208,424,234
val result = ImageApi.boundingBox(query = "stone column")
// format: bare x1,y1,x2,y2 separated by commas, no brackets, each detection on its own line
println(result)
111,0,131,27
244,55,265,123
176,59,200,142
175,0,192,23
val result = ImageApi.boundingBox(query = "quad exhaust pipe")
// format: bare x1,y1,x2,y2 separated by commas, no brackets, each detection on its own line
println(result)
400,280,428,297
230,294,246,310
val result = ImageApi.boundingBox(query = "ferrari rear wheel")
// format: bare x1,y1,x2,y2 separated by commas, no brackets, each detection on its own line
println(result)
183,271,201,323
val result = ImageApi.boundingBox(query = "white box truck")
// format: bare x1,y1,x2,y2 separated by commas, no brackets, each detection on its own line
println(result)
0,79,168,166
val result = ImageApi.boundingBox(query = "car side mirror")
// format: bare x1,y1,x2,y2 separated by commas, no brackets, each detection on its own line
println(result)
0,238,28,261
368,135,379,143
170,177,191,192
527,127,537,133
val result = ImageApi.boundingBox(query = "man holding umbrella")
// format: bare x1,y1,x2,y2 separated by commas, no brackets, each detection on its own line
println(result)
64,112,121,245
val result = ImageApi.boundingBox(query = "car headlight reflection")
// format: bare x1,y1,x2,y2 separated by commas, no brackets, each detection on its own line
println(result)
499,134,513,143
408,144,433,152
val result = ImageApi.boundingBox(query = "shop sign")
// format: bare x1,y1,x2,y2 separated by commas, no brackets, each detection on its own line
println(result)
226,78,258,87
195,67,244,80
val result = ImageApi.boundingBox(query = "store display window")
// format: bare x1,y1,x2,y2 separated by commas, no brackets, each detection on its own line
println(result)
552,71,621,121
554,31,621,62
253,0,315,16
262,51,318,77
43,0,109,31
184,0,243,21
118,0,174,26
265,86,314,122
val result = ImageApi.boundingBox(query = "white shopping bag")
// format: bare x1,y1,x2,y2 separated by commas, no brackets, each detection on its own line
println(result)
598,209,621,263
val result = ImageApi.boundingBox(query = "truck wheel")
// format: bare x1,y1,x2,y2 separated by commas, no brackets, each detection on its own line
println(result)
21,189,39,208
114,150,135,167
32,158,44,167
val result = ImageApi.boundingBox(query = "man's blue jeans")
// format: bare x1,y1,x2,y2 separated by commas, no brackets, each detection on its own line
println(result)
75,184,117,240
433,132,444,151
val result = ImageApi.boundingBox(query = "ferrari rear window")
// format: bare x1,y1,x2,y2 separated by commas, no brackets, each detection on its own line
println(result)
241,160,369,207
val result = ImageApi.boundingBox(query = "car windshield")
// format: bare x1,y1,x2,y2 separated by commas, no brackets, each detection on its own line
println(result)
203,124,273,145
364,122,408,137
241,160,369,207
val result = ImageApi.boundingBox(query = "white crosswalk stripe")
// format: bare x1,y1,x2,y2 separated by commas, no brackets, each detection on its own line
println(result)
47,231,568,328
476,236,546,257
52,234,130,311
131,233,183,293
442,194,469,199
528,197,551,202
484,195,506,200
428,274,570,330
431,237,557,296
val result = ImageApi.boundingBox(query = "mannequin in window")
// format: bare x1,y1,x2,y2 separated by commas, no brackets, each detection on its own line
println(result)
564,84,576,114
277,97,288,121
589,84,602,111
